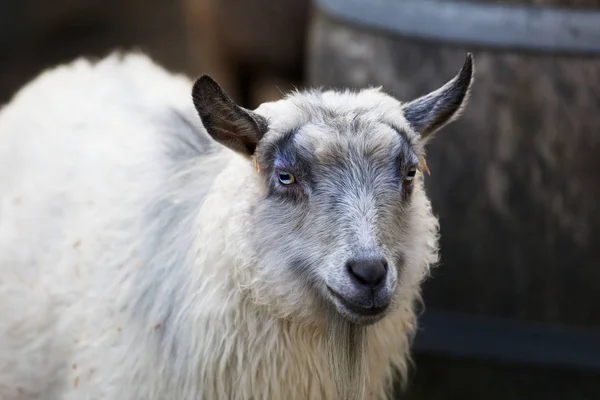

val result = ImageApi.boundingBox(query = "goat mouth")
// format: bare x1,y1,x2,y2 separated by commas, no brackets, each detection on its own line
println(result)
326,287,389,318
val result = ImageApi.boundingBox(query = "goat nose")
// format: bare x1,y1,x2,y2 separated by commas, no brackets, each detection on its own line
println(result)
346,258,388,286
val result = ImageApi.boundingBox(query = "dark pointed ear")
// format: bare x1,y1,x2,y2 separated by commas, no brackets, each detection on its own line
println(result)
402,53,474,141
192,75,269,156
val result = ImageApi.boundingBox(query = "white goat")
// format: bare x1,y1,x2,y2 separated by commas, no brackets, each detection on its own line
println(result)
0,52,474,400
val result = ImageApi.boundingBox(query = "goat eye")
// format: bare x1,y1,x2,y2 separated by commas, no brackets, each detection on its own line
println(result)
277,171,295,185
405,167,417,182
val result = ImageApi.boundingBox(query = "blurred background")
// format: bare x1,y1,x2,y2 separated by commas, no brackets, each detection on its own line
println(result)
1,0,599,398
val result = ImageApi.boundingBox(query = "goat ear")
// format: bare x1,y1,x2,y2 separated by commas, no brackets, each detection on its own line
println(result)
192,75,268,156
402,53,474,141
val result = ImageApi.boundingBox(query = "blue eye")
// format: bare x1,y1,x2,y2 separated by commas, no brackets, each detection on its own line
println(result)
278,171,295,185
405,167,417,182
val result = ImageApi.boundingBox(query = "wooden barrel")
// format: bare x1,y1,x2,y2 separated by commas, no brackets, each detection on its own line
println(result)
307,0,600,398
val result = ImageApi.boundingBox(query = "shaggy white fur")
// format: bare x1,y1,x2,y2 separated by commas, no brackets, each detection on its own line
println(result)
0,52,470,400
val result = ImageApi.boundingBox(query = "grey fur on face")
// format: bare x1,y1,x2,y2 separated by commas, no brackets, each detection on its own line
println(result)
192,54,474,327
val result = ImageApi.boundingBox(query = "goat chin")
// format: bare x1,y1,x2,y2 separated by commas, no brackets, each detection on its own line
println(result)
0,50,470,399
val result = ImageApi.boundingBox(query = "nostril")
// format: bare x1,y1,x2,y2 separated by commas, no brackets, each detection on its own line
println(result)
381,258,389,271
346,258,388,286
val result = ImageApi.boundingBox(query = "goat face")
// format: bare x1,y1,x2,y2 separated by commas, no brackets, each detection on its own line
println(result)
192,54,474,325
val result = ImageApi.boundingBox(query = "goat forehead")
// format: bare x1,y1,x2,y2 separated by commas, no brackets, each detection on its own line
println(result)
280,114,415,175
256,88,416,140
256,90,424,180
293,119,401,160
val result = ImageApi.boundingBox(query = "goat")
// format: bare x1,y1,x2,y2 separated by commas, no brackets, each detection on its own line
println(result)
0,51,474,400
